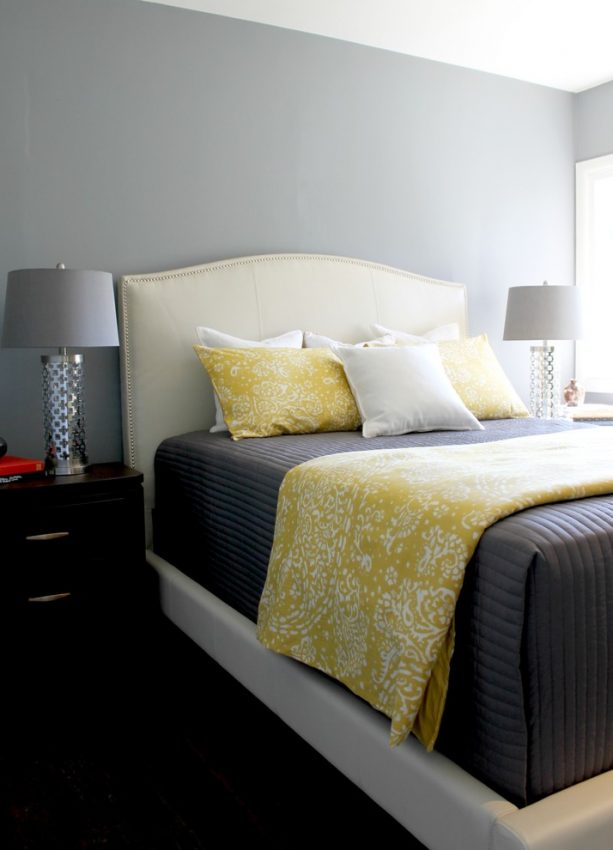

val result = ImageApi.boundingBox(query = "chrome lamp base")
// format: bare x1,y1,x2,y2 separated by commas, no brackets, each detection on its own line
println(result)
42,352,88,475
529,344,559,419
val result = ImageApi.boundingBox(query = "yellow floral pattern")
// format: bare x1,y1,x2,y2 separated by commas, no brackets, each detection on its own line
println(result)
194,345,361,440
257,427,613,748
438,334,529,419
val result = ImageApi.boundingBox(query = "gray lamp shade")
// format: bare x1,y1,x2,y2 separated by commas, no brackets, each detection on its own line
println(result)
2,267,119,348
503,283,584,341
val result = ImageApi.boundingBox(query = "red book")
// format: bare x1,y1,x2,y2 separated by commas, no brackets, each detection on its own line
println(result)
0,454,45,475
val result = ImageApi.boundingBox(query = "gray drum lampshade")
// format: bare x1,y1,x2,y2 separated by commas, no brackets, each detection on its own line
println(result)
503,283,584,341
2,267,119,348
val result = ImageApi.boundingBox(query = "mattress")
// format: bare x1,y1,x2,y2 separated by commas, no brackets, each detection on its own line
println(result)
153,418,613,807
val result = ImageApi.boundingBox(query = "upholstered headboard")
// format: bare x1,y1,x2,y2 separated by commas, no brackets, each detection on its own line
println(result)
118,253,468,541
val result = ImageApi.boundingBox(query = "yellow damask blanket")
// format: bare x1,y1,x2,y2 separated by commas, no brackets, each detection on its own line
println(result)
256,428,613,749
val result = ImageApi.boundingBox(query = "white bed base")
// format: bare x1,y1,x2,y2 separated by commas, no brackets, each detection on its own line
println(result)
149,550,613,850
119,254,613,850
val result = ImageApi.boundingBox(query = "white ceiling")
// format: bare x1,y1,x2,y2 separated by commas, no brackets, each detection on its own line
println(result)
143,0,613,93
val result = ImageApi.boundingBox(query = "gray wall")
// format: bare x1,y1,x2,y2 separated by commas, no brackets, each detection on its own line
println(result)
574,80,613,404
575,80,613,162
0,0,576,462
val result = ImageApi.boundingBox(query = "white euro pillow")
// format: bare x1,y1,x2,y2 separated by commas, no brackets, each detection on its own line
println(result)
371,322,460,344
304,331,394,349
195,326,303,432
333,344,483,438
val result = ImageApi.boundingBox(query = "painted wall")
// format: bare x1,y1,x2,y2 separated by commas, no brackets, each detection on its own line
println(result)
573,79,613,404
0,0,575,463
575,80,613,162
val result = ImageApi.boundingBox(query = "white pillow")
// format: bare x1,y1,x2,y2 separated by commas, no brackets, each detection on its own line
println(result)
304,331,394,349
333,344,483,438
195,326,303,432
371,322,460,344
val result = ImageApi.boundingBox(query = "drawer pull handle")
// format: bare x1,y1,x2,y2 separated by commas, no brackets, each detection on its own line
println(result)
25,531,70,541
28,592,72,603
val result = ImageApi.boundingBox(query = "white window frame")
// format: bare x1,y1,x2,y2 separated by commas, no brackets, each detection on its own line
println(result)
576,153,613,393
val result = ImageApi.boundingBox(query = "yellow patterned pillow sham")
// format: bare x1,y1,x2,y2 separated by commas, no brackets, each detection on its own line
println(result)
437,334,529,420
194,346,361,439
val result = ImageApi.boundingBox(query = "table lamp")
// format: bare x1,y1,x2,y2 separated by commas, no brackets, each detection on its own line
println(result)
1,263,119,474
503,281,583,418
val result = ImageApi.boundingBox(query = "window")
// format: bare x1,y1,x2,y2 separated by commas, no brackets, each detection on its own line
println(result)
576,153,613,392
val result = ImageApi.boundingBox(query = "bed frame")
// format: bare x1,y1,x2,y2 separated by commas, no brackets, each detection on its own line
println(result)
118,253,613,850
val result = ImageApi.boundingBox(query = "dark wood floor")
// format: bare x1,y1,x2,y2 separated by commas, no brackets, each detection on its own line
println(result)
2,612,426,849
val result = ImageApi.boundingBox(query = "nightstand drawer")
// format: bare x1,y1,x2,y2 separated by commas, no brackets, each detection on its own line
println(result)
6,553,114,610
8,495,130,548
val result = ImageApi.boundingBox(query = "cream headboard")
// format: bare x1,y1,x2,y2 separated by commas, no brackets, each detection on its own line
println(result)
118,253,468,541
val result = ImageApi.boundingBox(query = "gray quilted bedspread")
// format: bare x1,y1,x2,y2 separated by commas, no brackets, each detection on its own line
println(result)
153,418,613,805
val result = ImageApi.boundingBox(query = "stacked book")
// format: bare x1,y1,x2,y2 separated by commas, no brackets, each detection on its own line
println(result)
0,455,47,484
565,403,613,423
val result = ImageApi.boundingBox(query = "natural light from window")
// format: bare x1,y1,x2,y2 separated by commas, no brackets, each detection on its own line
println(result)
576,153,613,393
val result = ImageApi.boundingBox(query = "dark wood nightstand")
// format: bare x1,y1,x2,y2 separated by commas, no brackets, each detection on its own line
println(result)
0,464,148,707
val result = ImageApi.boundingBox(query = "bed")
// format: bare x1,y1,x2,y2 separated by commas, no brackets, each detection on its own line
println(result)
118,253,613,850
